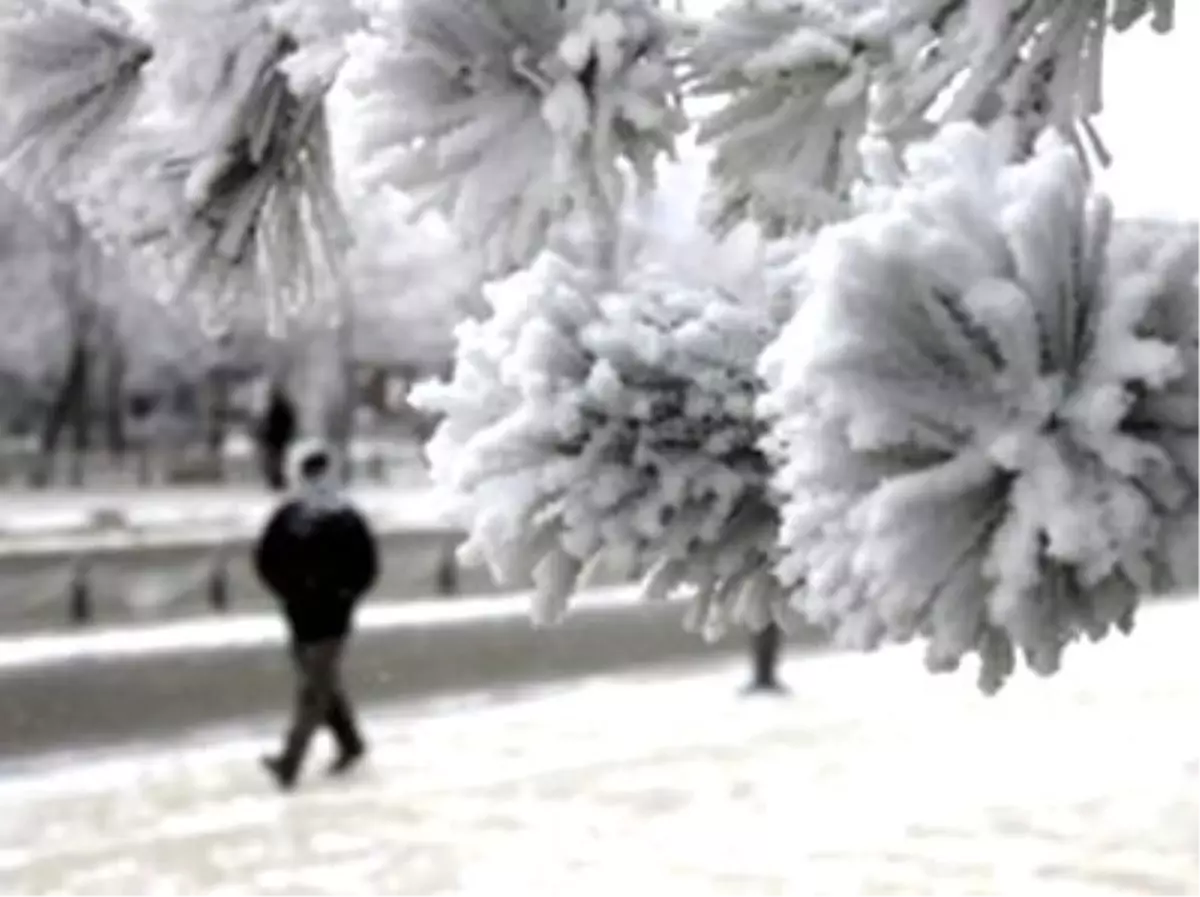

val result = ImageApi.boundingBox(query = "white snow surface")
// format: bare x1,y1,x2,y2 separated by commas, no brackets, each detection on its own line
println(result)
0,597,1194,895
0,584,638,671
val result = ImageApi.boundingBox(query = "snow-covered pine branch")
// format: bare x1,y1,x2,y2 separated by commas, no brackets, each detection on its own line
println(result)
758,122,1197,694
343,0,686,278
267,0,364,97
685,0,1179,238
413,162,807,635
874,0,1177,167
0,0,152,198
683,0,875,236
70,0,349,333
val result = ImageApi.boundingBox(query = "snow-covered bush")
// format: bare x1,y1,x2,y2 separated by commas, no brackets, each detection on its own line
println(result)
413,164,807,634
759,123,1198,693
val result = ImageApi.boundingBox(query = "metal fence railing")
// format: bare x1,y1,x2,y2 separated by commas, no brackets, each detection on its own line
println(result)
0,438,429,491
0,524,489,635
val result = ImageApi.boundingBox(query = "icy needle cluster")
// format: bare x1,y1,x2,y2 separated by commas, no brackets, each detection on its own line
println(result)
875,0,1177,164
759,122,1198,694
685,0,1180,238
71,0,348,332
344,0,685,277
414,176,806,634
267,0,364,96
683,0,876,236
0,0,152,196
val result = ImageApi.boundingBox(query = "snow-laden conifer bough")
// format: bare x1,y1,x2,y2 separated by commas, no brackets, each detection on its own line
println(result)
342,0,688,278
681,0,874,237
758,123,1197,694
1,0,362,332
0,0,151,198
412,152,812,637
0,0,1192,692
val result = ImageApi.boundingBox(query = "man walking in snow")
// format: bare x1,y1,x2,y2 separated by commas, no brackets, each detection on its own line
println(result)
257,383,297,492
254,440,379,790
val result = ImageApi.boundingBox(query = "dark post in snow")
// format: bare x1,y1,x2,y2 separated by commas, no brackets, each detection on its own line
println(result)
436,539,459,596
208,551,229,613
367,448,386,483
744,622,786,693
68,559,92,625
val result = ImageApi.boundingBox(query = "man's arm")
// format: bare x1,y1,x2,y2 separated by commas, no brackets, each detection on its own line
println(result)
342,509,380,601
254,504,297,600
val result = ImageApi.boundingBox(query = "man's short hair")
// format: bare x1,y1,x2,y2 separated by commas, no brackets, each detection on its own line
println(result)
299,449,331,481
289,439,336,486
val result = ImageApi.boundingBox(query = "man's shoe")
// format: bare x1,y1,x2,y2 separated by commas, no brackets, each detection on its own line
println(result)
260,754,298,791
328,745,366,777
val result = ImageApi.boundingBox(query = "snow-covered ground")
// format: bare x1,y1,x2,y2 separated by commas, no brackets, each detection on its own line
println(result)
0,598,1194,895
0,584,637,670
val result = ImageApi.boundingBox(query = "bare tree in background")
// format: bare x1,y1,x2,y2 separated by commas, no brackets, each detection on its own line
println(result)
0,186,228,487
28,207,95,487
343,186,486,442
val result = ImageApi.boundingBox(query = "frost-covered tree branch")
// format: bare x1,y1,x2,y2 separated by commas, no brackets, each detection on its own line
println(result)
0,0,152,197
343,0,686,277
758,123,1197,693
682,0,874,236
63,0,351,332
683,0,1179,234
413,166,809,634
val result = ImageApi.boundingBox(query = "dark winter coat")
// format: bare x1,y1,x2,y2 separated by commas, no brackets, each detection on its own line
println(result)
259,391,297,454
254,499,379,644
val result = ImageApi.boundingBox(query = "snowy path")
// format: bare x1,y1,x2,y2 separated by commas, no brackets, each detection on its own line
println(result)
0,599,1194,895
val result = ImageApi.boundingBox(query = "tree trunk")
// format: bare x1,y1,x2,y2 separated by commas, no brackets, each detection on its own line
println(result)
34,207,93,488
33,339,86,488
68,339,89,487
331,310,355,483
202,368,230,480
293,298,356,482
103,323,127,459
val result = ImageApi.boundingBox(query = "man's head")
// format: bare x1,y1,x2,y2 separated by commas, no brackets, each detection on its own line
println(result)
289,439,338,491
299,447,331,482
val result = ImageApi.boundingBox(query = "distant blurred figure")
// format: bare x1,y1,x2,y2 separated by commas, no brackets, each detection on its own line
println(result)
257,384,297,491
254,441,380,791
743,623,787,694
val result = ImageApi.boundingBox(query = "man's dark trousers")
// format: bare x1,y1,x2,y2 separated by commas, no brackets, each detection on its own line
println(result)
277,637,365,776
